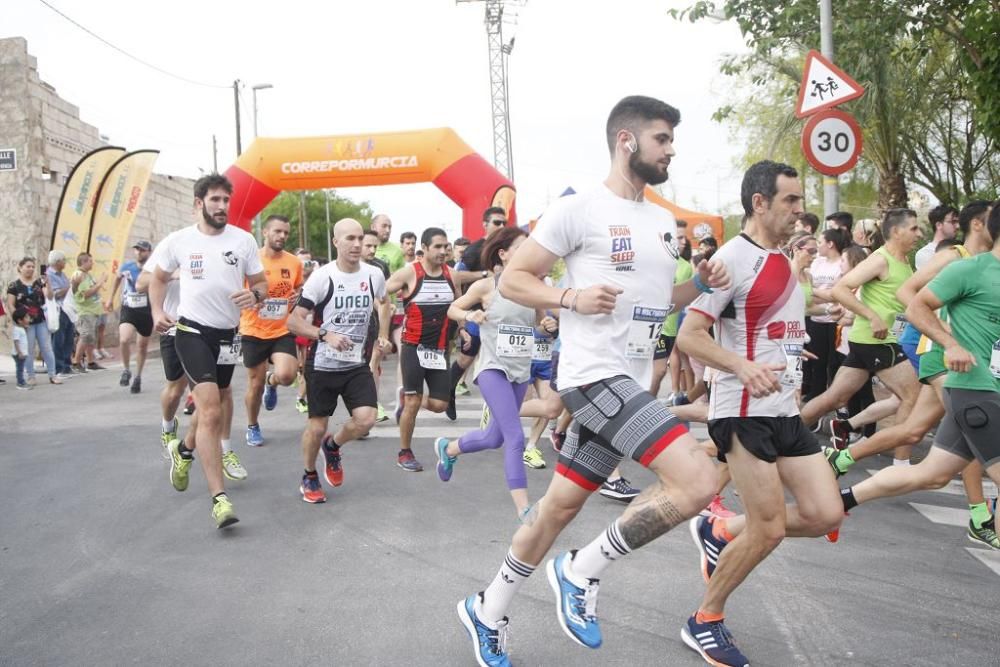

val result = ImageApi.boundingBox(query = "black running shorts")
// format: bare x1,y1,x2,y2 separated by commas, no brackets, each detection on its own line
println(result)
556,375,689,490
842,341,909,374
173,317,238,389
400,342,451,402
160,334,184,382
120,305,153,338
654,333,676,361
708,416,821,464
241,333,297,368
305,365,378,418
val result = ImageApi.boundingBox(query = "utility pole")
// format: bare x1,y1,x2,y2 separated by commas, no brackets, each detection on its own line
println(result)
819,0,838,217
233,79,242,157
212,135,218,173
299,191,308,251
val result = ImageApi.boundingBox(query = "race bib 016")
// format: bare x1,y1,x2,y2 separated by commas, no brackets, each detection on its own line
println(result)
417,345,447,370
626,305,669,359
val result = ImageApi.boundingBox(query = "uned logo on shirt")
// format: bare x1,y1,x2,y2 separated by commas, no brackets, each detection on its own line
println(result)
222,251,238,266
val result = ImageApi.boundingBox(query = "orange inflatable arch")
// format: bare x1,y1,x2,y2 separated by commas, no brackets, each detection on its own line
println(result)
224,128,515,240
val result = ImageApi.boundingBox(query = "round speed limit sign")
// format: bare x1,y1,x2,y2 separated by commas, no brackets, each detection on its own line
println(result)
801,109,863,176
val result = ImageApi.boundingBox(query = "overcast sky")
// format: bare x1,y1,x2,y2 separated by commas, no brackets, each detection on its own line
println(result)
6,0,751,239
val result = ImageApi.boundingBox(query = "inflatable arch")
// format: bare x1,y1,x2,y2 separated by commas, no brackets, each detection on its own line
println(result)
224,128,516,240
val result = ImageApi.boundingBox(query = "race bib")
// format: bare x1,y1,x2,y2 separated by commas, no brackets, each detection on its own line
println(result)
317,334,365,364
990,340,1000,380
417,345,447,370
890,314,908,338
532,339,552,362
626,305,669,359
217,335,241,365
496,324,533,358
123,292,148,309
259,298,288,321
780,341,804,388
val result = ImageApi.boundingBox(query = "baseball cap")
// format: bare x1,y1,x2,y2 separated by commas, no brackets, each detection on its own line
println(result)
133,240,152,251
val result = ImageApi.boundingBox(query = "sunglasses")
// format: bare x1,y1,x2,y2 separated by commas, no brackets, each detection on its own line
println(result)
796,245,818,255
489,218,507,227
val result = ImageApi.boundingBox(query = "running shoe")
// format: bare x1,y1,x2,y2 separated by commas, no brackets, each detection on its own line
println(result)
829,417,852,450
130,375,141,394
183,395,195,415
119,369,132,387
480,403,492,431
322,435,343,487
681,614,750,667
456,380,471,396
550,429,565,453
700,494,736,518
87,362,106,371
295,397,308,414
456,593,511,667
436,437,456,481
669,391,690,406
161,418,178,460
300,473,326,504
245,423,264,447
394,386,405,424
689,515,727,582
97,348,111,360
546,551,602,649
263,371,277,411
211,493,239,529
810,416,825,434
824,446,852,477
376,403,389,422
446,393,458,421
167,439,192,492
523,446,546,470
598,477,640,503
398,449,423,472
968,518,1000,549
222,450,248,481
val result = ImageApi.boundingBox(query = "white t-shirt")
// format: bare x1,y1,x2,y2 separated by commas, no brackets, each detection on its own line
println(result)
152,224,263,330
914,241,938,271
143,244,181,334
299,261,386,371
689,234,805,419
531,185,678,389
808,254,842,324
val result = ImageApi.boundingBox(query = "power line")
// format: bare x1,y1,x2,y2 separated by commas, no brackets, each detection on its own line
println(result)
37,0,229,89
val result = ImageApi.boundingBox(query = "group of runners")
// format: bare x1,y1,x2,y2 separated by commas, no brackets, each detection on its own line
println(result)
105,94,1000,666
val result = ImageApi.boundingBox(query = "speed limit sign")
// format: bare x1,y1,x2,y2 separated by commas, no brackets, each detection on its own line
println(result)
801,109,863,176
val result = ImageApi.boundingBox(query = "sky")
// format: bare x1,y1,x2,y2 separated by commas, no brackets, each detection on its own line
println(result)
5,0,751,240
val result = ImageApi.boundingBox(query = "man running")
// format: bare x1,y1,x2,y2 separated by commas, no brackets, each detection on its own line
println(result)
677,161,844,667
455,95,728,666
286,219,390,503
797,208,924,464
914,204,959,270
149,174,266,530
240,215,304,446
363,229,392,423
384,227,457,472
400,231,417,264
107,241,154,393
838,202,1000,549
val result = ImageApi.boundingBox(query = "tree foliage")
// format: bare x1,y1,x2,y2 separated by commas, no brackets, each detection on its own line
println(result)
259,191,373,261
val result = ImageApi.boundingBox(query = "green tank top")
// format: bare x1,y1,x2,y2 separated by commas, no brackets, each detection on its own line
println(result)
848,246,913,345
801,280,813,308
662,258,693,337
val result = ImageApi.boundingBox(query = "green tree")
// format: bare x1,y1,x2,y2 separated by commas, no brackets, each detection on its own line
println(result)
260,191,373,261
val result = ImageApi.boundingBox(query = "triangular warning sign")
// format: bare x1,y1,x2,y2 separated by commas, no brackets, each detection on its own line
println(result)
795,50,865,119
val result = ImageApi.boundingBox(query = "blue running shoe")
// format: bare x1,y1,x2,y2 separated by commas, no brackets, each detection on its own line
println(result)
681,614,750,667
545,551,602,649
456,594,511,667
263,371,278,411
436,437,457,482
690,515,727,582
245,423,264,447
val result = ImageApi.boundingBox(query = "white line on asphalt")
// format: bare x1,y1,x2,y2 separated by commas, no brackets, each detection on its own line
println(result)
965,548,1000,577
908,502,967,527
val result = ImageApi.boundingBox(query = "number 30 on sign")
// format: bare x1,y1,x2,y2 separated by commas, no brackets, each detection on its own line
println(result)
801,109,863,176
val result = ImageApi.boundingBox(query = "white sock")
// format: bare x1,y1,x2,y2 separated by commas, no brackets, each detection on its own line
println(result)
220,439,232,454
569,519,632,581
162,419,174,432
479,549,536,626
893,458,911,467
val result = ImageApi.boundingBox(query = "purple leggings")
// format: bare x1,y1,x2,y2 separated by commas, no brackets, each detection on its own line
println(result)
458,368,530,490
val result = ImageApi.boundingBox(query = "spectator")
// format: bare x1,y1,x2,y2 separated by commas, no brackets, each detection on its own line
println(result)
10,306,31,389
45,250,75,377
71,252,107,372
5,256,61,385
452,237,470,267
795,212,820,235
825,210,854,233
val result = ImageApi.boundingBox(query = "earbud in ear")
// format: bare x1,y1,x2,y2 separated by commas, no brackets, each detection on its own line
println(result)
626,140,637,153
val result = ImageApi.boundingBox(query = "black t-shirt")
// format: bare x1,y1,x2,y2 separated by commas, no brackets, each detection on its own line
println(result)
6,279,46,325
365,257,391,280
462,238,486,273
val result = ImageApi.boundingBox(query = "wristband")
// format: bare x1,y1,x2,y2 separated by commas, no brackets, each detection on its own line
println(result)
692,274,713,294
570,289,580,313
559,288,572,309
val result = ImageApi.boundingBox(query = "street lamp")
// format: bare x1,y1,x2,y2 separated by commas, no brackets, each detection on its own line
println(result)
251,83,274,138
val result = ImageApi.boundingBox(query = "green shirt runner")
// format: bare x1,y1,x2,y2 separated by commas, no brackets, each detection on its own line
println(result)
661,258,693,337
375,241,406,275
849,245,913,345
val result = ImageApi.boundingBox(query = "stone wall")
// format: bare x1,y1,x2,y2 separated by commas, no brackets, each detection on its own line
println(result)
0,37,196,354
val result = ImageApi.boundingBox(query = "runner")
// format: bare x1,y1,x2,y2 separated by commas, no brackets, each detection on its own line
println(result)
803,228,849,401
838,201,1000,550
914,204,959,270
434,227,542,515
286,219,390,503
363,228,392,423
107,241,154,393
384,227,457,472
797,208,925,465
677,161,843,667
650,230,692,398
240,215,304,447
400,231,417,264
148,173,266,529
455,95,728,666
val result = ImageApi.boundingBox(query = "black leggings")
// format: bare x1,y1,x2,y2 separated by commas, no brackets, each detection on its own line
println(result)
803,319,839,402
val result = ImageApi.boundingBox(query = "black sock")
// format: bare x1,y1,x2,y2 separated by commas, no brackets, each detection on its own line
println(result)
304,469,317,477
449,362,465,391
212,492,227,503
178,441,194,459
841,487,858,512
323,436,339,452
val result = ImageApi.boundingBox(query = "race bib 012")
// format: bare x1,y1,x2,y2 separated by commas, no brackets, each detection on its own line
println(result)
496,324,533,358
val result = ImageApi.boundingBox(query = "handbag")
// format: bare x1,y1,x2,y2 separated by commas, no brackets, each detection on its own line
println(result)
45,299,61,332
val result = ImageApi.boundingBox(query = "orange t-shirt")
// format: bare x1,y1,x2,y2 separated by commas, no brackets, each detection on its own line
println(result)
240,250,304,340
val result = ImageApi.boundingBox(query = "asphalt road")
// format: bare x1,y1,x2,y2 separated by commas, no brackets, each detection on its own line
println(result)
1,356,997,666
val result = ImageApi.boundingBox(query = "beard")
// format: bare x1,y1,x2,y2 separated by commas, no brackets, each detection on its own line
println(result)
268,237,286,252
629,151,669,186
203,207,228,229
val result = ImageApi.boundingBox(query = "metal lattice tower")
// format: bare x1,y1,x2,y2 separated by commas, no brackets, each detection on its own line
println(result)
458,0,522,181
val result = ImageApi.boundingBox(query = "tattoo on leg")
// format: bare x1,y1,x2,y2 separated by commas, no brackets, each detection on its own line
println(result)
619,485,686,550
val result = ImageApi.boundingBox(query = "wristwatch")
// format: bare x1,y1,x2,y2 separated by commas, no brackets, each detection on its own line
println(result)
481,270,488,278
317,328,327,342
